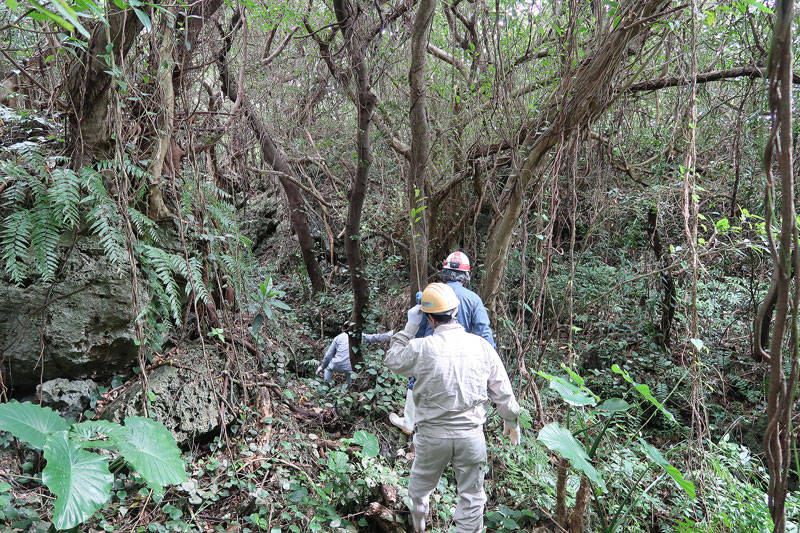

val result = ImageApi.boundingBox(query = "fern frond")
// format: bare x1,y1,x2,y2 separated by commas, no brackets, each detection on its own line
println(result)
86,174,127,271
1,210,33,284
129,208,162,244
140,245,183,324
30,202,61,281
49,168,82,228
186,255,211,305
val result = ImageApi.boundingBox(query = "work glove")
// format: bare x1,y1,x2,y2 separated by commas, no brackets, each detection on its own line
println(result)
407,304,423,327
503,420,522,446
315,366,324,378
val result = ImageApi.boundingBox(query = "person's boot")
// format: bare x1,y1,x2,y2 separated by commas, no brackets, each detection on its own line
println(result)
389,389,415,434
411,511,426,532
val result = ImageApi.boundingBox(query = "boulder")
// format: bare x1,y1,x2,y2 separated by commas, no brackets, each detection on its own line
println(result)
1,236,143,393
36,378,99,421
99,345,240,446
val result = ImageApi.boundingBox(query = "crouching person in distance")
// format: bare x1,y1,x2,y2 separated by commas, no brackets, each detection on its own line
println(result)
316,320,392,389
384,282,521,533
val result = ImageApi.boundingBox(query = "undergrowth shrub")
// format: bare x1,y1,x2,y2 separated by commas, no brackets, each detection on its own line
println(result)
0,401,186,530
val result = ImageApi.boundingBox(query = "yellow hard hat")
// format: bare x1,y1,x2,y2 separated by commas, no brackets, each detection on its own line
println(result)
420,282,459,314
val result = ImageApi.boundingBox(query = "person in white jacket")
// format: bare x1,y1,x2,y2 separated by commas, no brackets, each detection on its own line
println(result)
315,321,392,387
384,283,521,533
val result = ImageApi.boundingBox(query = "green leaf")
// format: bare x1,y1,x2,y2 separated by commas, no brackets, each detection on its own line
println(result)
69,420,126,449
611,365,675,422
271,300,291,311
49,0,91,37
43,431,113,530
132,6,151,32
597,398,633,413
288,487,307,502
118,417,187,490
326,451,350,474
561,364,585,387
549,377,596,407
27,0,75,33
352,430,379,458
538,423,606,492
639,439,695,499
0,401,69,450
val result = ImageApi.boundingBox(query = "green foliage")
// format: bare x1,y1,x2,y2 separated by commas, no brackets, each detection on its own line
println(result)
0,401,186,530
0,149,132,283
539,366,694,531
0,401,68,450
42,431,113,530
0,150,85,283
117,417,187,490
538,422,607,492
85,170,128,270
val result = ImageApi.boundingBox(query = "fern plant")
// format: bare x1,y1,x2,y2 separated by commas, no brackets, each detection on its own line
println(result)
1,151,83,283
139,244,211,324
1,147,257,339
0,148,126,283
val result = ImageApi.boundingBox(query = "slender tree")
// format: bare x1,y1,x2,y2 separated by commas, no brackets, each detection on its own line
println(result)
330,0,376,368
756,1,797,531
407,0,437,298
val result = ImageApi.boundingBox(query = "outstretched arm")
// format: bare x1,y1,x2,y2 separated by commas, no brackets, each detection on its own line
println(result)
384,306,423,377
486,347,519,424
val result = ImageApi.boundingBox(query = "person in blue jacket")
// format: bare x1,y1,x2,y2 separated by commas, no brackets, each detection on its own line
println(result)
389,251,496,434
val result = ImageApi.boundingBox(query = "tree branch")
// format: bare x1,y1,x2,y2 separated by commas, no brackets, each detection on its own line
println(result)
427,43,468,78
626,65,800,92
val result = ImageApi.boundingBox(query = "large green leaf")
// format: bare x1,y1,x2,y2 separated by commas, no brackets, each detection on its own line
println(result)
43,431,112,530
69,420,126,449
538,423,606,492
118,417,187,490
639,439,695,499
597,398,633,413
549,377,597,407
611,364,675,422
0,401,68,450
352,430,379,458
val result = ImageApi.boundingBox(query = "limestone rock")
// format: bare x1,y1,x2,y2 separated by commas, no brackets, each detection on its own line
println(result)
36,378,99,421
100,346,239,446
0,236,143,393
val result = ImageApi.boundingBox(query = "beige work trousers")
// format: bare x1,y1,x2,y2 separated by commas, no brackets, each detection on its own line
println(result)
409,431,487,533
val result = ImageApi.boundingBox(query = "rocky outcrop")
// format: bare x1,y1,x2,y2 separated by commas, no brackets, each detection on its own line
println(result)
0,236,143,393
37,378,99,421
99,345,240,445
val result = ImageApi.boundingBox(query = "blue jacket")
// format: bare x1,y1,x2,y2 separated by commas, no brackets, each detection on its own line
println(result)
410,281,495,390
416,281,496,347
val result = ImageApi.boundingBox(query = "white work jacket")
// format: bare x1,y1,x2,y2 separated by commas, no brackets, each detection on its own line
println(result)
321,331,392,372
385,320,520,438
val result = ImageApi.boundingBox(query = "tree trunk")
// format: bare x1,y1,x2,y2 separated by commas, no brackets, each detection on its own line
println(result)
331,0,376,369
217,13,325,294
759,1,797,531
646,207,676,347
407,0,437,299
147,9,176,221
65,1,147,166
480,0,671,314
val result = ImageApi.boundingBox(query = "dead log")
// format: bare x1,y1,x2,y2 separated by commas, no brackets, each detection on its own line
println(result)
365,502,406,533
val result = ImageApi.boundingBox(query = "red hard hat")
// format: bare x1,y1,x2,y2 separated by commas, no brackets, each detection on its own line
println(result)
442,251,471,272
